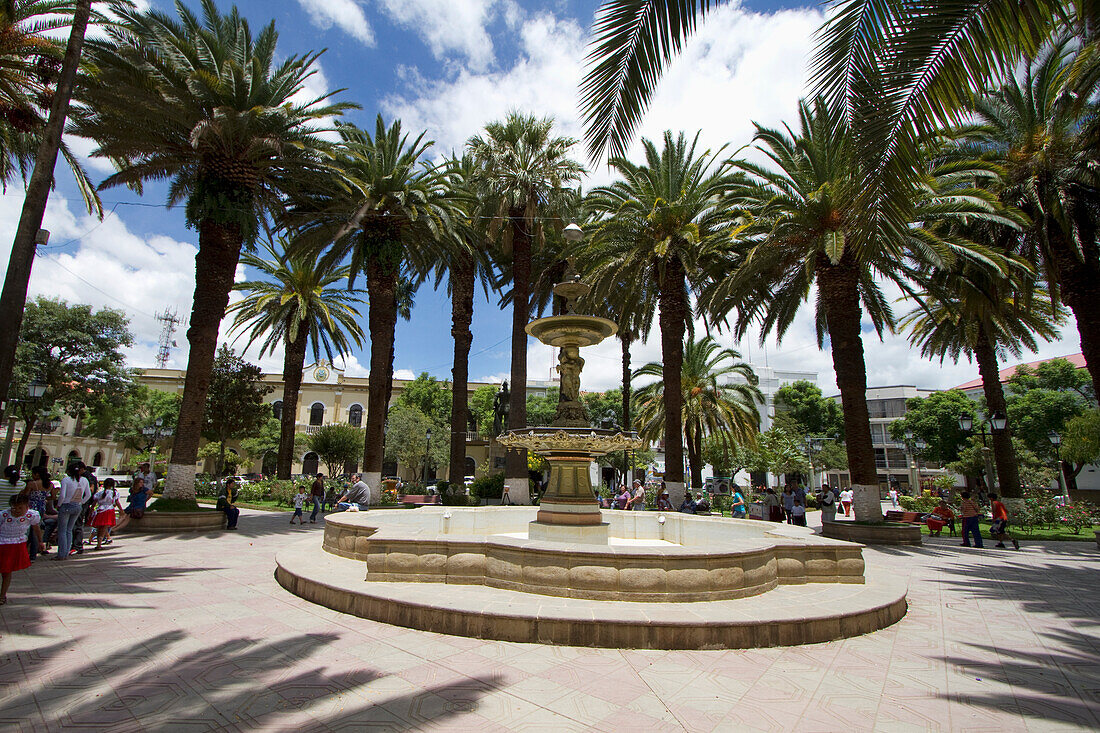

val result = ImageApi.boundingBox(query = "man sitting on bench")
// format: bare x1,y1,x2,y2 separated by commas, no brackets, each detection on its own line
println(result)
335,474,371,512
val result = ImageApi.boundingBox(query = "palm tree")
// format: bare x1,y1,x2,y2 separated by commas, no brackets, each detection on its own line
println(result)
71,0,351,499
704,99,1018,522
583,130,743,506
632,337,763,489
226,239,365,480
286,115,455,495
466,113,584,504
962,43,1100,399
900,259,1065,499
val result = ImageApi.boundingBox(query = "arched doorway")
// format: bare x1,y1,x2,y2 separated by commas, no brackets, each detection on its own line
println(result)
464,456,476,477
92,451,104,467
302,452,319,475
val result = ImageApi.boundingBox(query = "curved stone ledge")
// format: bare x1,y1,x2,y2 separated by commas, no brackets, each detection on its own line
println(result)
121,511,226,533
275,539,907,650
822,521,922,546
321,508,866,602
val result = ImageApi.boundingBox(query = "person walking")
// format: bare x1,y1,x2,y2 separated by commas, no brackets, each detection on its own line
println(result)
820,485,837,523
1,494,42,604
839,488,854,517
959,491,983,548
22,466,50,560
88,478,122,549
988,494,1019,550
782,487,795,524
217,478,240,530
309,474,325,523
887,487,899,508
730,487,747,519
55,463,89,559
291,486,307,525
763,488,783,522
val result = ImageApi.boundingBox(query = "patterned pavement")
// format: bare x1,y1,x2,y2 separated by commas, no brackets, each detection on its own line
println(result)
1,507,1098,732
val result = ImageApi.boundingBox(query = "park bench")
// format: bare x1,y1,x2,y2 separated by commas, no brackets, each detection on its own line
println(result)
399,494,440,506
885,510,923,524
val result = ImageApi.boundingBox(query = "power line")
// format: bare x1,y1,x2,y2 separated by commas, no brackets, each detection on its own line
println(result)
33,249,163,322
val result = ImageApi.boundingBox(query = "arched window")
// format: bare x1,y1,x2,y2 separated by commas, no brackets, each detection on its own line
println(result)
93,452,104,467
271,400,283,420
302,452,319,475
348,404,363,427
309,402,324,426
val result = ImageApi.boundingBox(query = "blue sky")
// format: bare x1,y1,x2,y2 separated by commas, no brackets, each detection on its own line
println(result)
1,0,1084,395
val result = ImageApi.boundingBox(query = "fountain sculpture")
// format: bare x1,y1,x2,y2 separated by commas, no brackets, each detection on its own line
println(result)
496,276,643,544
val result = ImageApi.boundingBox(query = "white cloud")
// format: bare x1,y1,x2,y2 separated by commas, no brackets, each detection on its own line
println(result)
377,0,516,70
288,60,343,143
295,0,374,45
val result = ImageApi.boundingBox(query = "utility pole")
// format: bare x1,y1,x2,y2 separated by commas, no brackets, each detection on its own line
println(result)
0,0,93,421
154,309,181,368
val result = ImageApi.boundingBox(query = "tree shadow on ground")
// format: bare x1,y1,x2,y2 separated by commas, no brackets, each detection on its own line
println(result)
934,627,1100,728
0,630,504,731
125,506,330,543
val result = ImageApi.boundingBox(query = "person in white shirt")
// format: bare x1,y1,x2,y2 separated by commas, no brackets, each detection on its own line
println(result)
55,463,90,560
89,477,123,549
630,480,646,511
133,462,158,496
839,488,854,517
290,486,307,525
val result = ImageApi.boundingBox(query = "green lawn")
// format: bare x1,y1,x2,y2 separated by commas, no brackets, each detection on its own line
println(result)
920,518,1096,542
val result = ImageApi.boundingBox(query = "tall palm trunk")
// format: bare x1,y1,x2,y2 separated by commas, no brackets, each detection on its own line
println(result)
448,253,475,487
621,331,632,482
658,258,687,506
164,220,245,499
817,255,881,523
363,257,398,496
0,0,91,420
974,324,1021,498
686,416,704,489
505,214,531,503
1050,227,1100,400
277,323,309,480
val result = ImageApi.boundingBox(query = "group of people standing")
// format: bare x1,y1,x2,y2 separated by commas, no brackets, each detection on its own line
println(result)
0,461,152,605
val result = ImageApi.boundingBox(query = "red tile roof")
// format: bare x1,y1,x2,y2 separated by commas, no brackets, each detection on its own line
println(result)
951,353,1087,391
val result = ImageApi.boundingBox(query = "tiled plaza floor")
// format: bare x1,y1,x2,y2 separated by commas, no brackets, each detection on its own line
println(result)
1,507,1098,732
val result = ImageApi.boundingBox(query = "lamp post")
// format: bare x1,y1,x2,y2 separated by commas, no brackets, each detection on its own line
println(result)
1048,430,1067,502
803,436,823,493
424,427,432,487
959,411,1005,494
30,414,61,469
1,379,47,467
141,417,173,471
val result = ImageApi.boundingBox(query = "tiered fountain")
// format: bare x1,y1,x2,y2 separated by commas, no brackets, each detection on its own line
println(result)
275,274,908,650
496,276,643,544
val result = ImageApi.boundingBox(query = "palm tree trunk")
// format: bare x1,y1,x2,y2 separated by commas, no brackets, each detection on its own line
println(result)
974,324,1021,499
658,258,687,507
448,253,475,486
277,323,309,480
506,215,531,503
687,417,704,489
164,220,245,499
0,0,91,422
1050,227,1100,400
363,256,398,497
817,257,881,523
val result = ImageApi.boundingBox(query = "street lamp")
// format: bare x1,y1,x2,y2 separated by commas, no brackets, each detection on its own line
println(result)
803,435,824,492
1,379,48,467
1048,430,1067,502
424,428,432,487
958,411,1004,493
562,222,584,241
141,417,174,470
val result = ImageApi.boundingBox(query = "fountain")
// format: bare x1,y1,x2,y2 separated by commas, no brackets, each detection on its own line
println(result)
274,275,908,649
496,276,643,544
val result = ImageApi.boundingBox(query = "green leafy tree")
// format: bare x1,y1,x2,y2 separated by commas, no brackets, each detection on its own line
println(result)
198,442,245,474
582,389,624,428
525,387,560,428
814,441,849,473
888,391,979,466
227,238,365,480
1060,410,1100,494
948,435,1050,491
703,98,1016,523
633,337,763,490
306,424,364,477
9,297,133,466
383,403,448,484
238,417,285,475
701,433,757,477
752,427,810,479
774,380,844,439
467,113,584,504
397,372,451,425
72,0,351,499
469,384,498,435
84,384,181,452
584,132,745,503
202,347,274,482
286,115,455,496
1006,359,1091,470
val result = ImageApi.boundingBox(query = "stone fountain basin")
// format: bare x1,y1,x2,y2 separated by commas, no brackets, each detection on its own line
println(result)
322,507,866,603
525,314,617,347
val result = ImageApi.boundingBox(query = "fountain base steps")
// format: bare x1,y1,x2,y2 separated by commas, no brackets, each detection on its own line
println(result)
527,520,609,545
275,538,907,650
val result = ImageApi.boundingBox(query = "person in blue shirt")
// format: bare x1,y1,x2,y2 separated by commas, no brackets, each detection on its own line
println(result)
731,488,747,518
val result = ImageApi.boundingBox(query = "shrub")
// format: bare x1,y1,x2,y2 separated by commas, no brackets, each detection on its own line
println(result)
470,473,505,502
1059,502,1095,534
898,495,939,513
1019,488,1060,534
436,481,469,506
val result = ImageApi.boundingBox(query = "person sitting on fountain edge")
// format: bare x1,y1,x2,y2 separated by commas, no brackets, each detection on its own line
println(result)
335,474,371,512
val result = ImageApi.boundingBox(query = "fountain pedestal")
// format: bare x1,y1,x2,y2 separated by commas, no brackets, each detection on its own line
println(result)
529,452,609,544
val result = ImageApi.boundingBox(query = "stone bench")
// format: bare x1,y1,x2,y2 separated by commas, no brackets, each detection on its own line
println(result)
120,510,227,533
884,510,924,524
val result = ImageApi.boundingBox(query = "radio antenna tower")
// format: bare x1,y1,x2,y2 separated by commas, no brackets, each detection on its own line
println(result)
154,309,181,368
